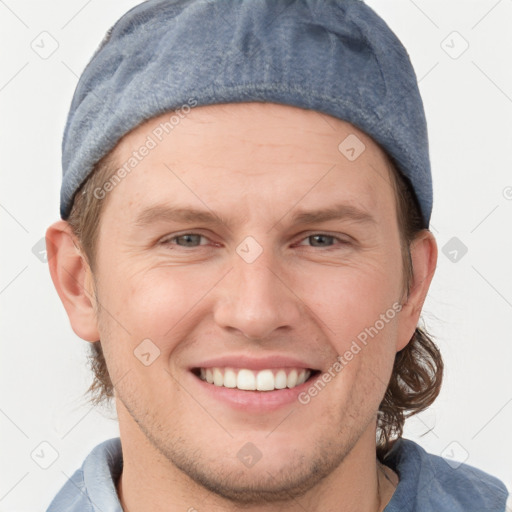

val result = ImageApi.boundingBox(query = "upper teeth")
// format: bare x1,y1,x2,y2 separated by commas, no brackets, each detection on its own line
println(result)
199,367,311,391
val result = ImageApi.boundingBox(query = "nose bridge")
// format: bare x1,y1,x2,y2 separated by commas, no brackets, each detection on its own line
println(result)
213,235,301,340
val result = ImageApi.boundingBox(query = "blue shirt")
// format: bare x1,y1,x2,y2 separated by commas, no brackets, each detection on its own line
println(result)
46,437,509,511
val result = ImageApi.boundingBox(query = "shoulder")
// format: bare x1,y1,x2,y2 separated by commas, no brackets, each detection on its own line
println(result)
45,437,123,512
383,438,509,512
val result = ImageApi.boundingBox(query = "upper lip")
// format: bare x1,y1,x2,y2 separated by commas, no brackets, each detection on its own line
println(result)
190,355,320,372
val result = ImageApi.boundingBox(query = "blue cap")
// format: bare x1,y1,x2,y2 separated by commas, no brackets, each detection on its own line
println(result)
61,0,432,227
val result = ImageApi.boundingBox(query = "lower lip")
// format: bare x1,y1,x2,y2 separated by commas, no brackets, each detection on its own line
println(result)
189,371,320,412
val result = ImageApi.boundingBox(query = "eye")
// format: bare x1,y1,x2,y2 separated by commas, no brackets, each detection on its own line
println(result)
162,233,209,247
159,232,350,250
296,233,350,248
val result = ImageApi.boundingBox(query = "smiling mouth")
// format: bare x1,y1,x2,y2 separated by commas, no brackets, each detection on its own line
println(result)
192,367,320,391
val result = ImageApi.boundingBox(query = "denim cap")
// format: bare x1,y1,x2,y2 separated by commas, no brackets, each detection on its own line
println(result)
61,0,433,227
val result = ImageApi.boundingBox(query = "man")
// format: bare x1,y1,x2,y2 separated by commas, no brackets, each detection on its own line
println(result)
45,0,509,511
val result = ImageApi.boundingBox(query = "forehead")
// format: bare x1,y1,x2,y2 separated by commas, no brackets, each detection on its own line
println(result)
103,102,397,226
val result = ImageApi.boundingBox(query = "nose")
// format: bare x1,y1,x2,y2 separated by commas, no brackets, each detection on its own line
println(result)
212,242,303,341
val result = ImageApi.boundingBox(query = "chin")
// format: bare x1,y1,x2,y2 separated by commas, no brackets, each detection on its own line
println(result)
170,450,339,504
149,429,355,505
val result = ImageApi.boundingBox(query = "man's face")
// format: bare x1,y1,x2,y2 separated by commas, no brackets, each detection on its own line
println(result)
91,102,409,501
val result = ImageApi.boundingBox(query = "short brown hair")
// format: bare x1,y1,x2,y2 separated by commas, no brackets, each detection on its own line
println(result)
67,145,443,459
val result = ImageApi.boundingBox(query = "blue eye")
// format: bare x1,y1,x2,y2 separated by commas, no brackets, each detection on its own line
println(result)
166,234,206,247
160,232,349,250
305,234,336,247
297,234,349,248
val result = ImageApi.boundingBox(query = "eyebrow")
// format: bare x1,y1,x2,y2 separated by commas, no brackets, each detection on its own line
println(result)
135,205,228,228
134,203,376,230
289,203,376,226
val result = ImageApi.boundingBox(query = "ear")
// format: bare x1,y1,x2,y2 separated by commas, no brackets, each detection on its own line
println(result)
46,220,100,342
396,230,437,351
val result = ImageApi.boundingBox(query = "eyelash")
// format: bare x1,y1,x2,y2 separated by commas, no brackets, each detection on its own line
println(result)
160,232,351,250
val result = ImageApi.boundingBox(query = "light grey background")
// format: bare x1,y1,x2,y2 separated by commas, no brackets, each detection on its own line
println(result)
1,0,511,510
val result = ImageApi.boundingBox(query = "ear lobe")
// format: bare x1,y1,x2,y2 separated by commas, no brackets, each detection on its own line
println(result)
46,220,100,342
396,230,438,352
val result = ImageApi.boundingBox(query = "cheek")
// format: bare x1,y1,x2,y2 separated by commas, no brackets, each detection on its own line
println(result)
297,257,402,396
126,276,183,334
93,269,189,401
95,263,222,357
299,259,402,340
